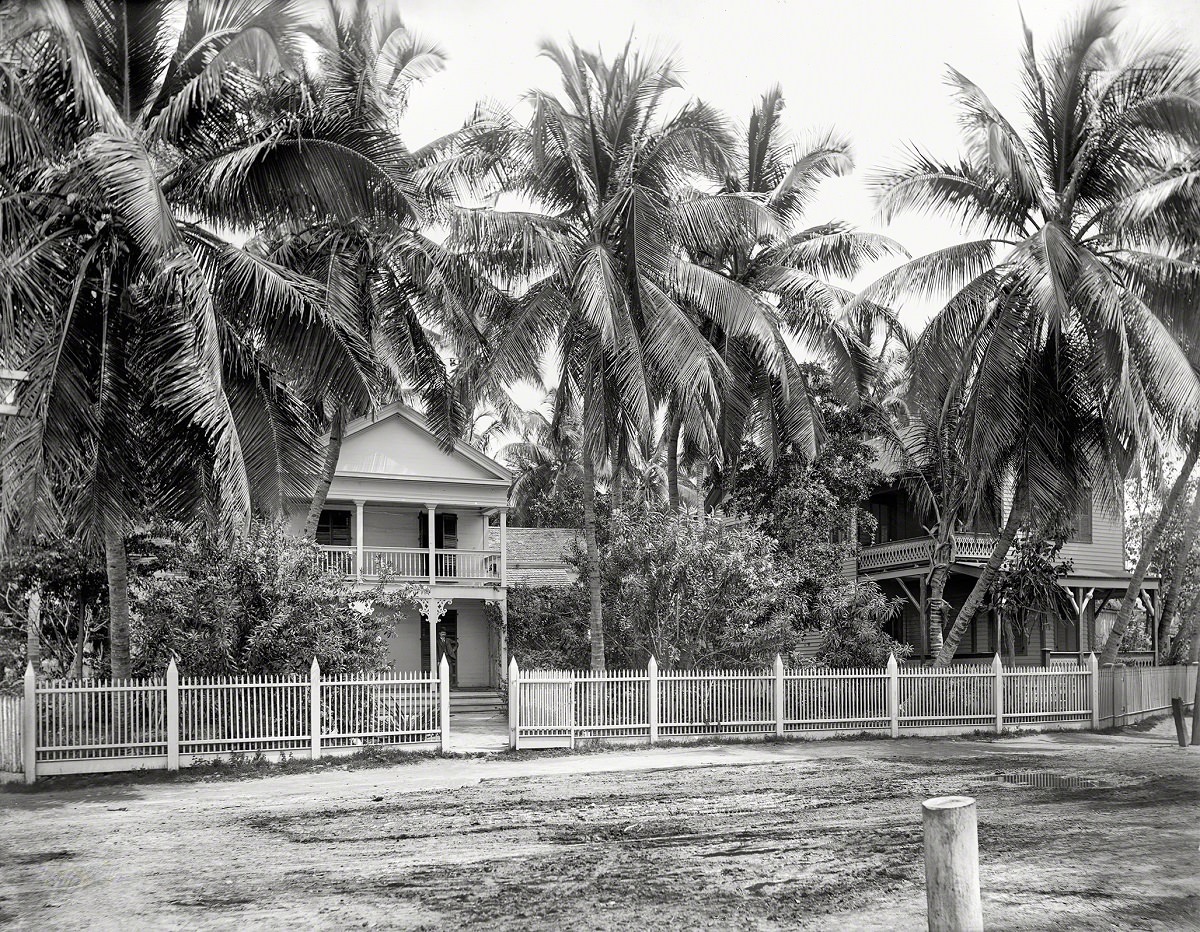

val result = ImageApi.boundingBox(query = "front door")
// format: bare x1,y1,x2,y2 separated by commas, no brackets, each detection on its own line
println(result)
421,611,459,685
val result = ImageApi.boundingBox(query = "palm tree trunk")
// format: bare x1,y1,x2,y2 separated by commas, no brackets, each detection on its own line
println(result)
610,467,623,512
1155,483,1200,656
582,446,605,671
1101,430,1200,665
1001,611,1016,666
26,588,41,671
303,407,346,538
667,405,683,511
936,502,1022,665
1166,592,1200,663
925,522,955,657
104,521,132,679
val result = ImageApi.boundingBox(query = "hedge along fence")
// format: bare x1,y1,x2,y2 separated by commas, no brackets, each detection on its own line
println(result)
508,655,1200,749
4,657,451,784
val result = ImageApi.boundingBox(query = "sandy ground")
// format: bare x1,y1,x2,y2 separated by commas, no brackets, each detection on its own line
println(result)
2,721,1198,931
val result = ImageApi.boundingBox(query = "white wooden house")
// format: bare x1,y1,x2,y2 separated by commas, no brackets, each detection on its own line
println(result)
853,473,1159,665
289,403,512,689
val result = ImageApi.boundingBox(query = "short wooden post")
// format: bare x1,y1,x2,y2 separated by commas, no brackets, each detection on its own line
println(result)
922,796,984,932
439,655,451,752
309,658,321,760
647,656,659,745
774,654,785,737
1171,698,1188,747
1087,652,1099,731
22,662,36,785
992,654,1003,734
508,657,519,750
887,653,899,738
166,659,180,771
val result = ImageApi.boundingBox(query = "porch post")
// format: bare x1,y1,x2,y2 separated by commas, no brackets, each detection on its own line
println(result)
354,500,365,581
426,504,437,585
499,508,508,587
497,599,509,688
426,596,439,676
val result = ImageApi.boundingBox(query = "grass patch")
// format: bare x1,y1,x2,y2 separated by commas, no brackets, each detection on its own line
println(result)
1,744,490,794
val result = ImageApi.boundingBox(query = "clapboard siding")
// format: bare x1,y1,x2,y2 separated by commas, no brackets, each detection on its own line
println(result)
1059,500,1125,574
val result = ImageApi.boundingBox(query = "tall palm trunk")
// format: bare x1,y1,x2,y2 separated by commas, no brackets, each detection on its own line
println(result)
1101,430,1200,665
936,502,1023,665
26,588,41,671
582,446,605,671
104,521,132,679
1156,482,1200,655
303,406,347,538
666,405,683,511
925,515,956,656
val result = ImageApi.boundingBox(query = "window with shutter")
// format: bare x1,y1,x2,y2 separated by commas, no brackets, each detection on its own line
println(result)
1069,490,1093,543
316,509,352,546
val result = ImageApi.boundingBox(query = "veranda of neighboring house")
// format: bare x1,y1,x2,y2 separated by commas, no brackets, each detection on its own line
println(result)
852,465,1160,666
287,403,512,689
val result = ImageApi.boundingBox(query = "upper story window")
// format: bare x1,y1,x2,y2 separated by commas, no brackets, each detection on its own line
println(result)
419,512,460,548
1068,489,1093,543
316,509,352,546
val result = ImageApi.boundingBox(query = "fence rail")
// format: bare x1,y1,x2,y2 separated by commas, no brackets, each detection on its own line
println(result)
4,659,450,782
509,655,1199,749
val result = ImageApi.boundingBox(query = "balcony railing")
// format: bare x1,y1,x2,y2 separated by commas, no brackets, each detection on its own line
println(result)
858,532,997,573
317,545,501,584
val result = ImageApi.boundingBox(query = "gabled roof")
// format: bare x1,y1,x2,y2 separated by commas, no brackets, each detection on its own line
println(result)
487,527,580,587
339,402,512,484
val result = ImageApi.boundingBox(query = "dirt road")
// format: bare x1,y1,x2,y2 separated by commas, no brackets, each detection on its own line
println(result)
2,724,1198,930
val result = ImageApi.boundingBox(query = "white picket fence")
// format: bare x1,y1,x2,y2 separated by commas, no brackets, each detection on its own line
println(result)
4,658,449,783
508,655,1199,749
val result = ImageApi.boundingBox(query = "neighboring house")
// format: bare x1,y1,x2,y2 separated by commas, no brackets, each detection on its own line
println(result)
852,469,1159,666
486,527,580,587
289,403,512,689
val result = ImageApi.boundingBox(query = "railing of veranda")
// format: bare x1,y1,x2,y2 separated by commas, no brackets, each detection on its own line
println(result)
3,658,450,782
509,655,1199,749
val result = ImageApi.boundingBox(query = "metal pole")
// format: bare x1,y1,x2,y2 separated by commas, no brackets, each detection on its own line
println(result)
922,795,984,932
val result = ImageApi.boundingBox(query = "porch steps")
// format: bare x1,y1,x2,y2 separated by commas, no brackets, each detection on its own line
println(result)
449,690,504,713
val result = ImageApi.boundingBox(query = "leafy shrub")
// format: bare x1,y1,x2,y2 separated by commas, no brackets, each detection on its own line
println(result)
811,582,911,667
130,522,421,676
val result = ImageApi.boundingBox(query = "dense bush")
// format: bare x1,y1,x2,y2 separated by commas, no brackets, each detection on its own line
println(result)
595,506,804,668
130,522,422,676
811,583,911,667
504,584,590,668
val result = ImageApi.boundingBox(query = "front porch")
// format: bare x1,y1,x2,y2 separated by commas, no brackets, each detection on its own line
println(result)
872,568,1162,666
382,596,507,690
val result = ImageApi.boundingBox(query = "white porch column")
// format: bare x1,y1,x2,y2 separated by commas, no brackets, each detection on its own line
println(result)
426,504,438,585
427,597,449,677
499,508,508,587
354,500,365,581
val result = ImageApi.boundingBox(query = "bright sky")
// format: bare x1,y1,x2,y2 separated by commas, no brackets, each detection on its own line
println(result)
395,0,1196,312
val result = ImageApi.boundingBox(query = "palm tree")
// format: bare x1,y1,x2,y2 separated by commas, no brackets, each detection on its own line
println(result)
0,1,422,675
186,1,509,538
857,3,1200,664
674,87,907,511
497,393,585,526
452,39,758,669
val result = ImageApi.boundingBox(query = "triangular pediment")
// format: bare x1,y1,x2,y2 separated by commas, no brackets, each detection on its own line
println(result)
337,404,510,482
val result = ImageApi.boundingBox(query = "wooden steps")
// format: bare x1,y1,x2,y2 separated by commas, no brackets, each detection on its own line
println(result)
449,690,503,713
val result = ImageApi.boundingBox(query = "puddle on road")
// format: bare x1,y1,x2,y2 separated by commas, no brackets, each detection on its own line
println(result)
990,771,1111,790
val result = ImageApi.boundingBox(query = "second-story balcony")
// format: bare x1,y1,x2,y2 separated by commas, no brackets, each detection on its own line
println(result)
858,532,995,573
318,545,502,585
